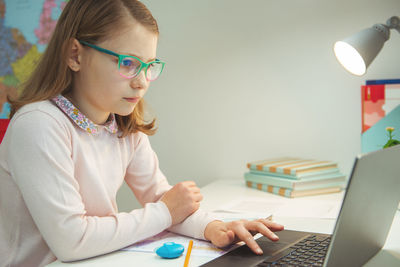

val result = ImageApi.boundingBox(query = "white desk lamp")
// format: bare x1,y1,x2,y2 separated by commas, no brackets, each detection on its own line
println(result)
334,16,400,76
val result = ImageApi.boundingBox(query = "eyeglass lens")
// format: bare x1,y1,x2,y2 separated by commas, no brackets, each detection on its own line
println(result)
120,57,163,81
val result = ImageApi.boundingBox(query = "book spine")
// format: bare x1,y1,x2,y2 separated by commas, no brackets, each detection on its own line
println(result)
244,172,294,188
248,169,300,179
245,172,346,190
246,181,292,197
246,157,297,169
291,163,338,175
248,161,338,176
247,158,304,172
290,187,342,198
245,181,343,198
248,168,341,180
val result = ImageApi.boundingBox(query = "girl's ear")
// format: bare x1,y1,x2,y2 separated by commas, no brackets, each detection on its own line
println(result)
67,38,83,72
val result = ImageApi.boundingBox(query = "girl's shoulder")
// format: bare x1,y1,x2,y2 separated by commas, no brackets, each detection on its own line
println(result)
12,100,71,131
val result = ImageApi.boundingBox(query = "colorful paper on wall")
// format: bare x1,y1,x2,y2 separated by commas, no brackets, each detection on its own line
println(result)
361,104,400,153
361,83,400,133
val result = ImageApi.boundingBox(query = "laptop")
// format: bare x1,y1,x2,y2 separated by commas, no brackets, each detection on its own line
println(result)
201,145,400,267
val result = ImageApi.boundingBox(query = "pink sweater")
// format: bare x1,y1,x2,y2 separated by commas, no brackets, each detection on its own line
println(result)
0,96,214,267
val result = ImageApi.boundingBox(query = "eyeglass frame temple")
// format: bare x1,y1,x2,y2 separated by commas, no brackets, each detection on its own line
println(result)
79,40,165,77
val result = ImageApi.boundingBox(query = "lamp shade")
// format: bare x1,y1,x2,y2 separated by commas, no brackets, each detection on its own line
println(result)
334,24,390,76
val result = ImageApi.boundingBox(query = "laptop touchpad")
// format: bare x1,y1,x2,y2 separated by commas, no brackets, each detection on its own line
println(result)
202,241,288,267
201,230,310,267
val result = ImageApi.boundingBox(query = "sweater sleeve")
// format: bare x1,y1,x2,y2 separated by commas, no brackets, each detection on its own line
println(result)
7,111,172,262
125,133,216,240
124,132,172,205
168,208,216,240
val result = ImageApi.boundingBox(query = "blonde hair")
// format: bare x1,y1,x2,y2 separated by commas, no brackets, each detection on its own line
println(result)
9,0,158,136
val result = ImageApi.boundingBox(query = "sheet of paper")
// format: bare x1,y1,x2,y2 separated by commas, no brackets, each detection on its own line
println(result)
274,201,341,219
208,209,273,222
219,199,281,214
214,197,279,220
215,196,342,219
121,231,238,258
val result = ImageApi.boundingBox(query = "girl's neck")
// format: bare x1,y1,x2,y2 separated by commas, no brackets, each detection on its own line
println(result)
64,92,110,125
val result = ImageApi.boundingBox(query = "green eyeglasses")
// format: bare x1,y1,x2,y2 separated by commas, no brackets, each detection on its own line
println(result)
79,40,165,81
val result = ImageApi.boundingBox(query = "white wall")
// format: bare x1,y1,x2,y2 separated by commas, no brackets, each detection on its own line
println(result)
117,0,400,211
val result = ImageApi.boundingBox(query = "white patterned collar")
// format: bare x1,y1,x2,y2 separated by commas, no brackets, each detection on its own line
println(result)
51,94,118,134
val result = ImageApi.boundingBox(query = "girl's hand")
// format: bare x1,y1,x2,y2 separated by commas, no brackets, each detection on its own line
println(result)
204,219,284,255
160,181,203,225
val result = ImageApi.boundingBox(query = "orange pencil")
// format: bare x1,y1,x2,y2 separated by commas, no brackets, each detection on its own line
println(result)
183,240,193,267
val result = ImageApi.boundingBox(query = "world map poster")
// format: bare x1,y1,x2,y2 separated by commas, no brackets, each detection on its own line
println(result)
0,0,68,118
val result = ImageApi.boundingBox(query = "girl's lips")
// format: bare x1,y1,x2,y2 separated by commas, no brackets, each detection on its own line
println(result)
124,97,140,103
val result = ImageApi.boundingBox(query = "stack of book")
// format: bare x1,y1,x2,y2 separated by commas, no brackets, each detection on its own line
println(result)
244,157,346,198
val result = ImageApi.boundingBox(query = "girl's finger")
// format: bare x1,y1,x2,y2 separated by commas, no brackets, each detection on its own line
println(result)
262,220,285,231
217,229,236,247
254,219,284,231
182,181,196,186
230,223,263,255
193,192,203,202
191,187,201,193
245,221,280,241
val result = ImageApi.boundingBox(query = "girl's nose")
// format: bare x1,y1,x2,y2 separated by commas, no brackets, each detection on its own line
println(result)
130,69,148,89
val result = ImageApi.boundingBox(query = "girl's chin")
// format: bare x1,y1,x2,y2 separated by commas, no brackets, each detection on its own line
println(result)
114,106,136,117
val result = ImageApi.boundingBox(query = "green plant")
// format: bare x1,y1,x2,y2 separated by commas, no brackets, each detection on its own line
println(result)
383,127,400,149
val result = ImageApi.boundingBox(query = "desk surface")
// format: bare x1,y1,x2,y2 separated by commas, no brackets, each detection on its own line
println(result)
48,179,400,267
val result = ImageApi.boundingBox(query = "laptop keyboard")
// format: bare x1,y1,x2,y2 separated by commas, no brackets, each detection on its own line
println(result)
257,234,331,267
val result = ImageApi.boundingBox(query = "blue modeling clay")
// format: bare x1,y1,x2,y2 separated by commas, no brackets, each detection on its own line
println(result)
155,242,185,259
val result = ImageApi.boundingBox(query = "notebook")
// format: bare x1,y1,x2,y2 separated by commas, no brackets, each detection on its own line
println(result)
201,145,400,267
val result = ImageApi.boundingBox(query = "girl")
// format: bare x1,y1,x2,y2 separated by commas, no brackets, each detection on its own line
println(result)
0,0,283,266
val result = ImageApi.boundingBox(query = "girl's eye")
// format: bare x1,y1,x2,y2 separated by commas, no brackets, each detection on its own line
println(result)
121,59,133,67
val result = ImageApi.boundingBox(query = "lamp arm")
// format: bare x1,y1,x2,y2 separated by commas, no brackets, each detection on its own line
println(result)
386,16,400,34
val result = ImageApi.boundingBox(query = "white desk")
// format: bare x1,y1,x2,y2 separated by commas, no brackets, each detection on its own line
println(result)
48,179,400,267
